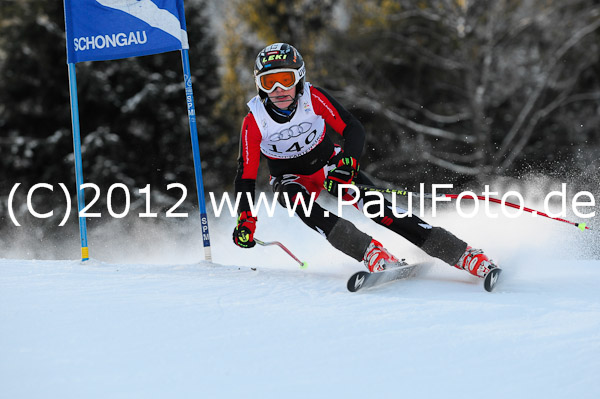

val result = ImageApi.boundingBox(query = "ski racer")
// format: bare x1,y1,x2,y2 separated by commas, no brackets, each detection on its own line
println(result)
232,42,499,281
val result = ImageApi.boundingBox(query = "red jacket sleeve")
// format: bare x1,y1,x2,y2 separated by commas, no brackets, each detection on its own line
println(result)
234,113,262,213
310,86,348,135
310,86,365,161
238,113,262,180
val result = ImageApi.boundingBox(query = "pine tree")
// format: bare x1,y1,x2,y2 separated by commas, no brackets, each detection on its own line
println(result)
0,0,228,221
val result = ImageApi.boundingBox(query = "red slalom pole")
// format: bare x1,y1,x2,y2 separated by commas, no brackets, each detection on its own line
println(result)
354,184,592,231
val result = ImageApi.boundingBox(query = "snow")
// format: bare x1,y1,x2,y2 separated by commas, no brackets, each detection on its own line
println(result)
1,202,599,398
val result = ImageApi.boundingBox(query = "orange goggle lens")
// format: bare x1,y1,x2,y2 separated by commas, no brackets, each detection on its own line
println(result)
259,71,297,91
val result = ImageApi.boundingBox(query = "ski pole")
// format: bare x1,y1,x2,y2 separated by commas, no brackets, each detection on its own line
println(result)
255,238,308,269
353,183,592,232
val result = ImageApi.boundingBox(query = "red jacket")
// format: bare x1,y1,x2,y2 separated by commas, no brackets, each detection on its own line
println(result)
234,85,366,213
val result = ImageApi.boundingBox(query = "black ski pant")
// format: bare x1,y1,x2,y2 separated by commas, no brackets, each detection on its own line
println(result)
271,171,468,265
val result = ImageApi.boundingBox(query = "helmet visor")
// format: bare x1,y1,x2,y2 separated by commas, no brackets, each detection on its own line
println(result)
256,69,302,93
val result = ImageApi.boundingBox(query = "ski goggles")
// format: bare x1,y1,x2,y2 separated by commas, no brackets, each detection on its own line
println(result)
255,67,304,93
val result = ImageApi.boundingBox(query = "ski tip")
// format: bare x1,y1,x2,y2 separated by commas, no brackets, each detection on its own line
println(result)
347,271,369,292
484,268,502,292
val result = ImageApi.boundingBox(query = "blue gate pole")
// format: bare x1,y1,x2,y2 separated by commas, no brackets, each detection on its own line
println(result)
67,63,89,261
181,49,212,262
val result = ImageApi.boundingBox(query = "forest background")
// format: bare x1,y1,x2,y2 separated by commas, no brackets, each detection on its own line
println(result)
0,0,599,254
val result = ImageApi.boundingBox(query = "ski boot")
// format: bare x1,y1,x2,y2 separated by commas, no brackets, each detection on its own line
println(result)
363,239,402,273
455,246,502,291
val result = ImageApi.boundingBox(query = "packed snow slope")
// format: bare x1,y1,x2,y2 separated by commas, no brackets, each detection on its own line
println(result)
1,198,599,398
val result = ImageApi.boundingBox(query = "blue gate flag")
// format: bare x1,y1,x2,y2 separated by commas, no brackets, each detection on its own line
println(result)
64,0,189,63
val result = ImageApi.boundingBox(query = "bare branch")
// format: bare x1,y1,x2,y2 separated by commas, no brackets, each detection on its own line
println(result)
495,13,600,164
563,92,600,105
499,88,572,173
399,97,472,124
422,152,485,175
499,76,599,172
342,90,477,143
383,105,476,143
382,31,466,70
387,9,443,23
429,150,484,163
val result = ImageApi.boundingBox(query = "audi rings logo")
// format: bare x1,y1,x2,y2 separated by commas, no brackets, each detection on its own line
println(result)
269,122,313,142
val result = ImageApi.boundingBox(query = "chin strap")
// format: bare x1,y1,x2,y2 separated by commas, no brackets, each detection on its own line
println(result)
265,96,299,118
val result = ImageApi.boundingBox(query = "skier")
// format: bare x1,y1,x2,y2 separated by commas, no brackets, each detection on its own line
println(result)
232,42,499,283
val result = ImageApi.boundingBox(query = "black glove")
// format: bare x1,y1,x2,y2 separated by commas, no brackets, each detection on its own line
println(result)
324,156,359,195
232,211,257,248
